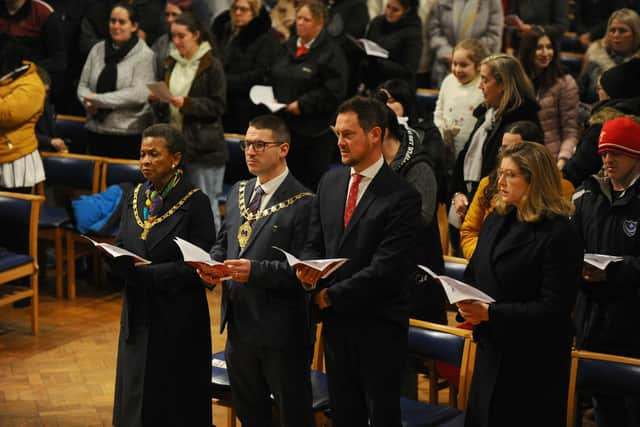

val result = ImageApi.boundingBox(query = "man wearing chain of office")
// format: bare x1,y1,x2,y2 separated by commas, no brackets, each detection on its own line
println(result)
199,114,315,427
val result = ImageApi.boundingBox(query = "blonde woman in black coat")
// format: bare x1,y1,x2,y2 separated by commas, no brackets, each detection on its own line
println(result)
458,141,582,427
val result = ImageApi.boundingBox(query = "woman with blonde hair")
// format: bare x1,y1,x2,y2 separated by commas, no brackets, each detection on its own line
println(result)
449,53,539,250
579,8,640,104
458,141,582,427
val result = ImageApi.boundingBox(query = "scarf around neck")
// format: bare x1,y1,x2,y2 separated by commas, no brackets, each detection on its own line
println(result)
96,34,140,94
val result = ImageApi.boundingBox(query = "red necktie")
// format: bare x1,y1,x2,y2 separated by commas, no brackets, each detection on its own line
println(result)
296,45,308,57
344,174,363,228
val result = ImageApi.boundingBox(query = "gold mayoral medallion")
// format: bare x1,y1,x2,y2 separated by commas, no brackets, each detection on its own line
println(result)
236,181,312,249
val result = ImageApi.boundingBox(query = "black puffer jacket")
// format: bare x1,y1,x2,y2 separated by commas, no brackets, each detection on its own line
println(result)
212,8,279,133
563,96,640,188
153,51,228,167
270,29,348,138
451,97,540,202
572,175,640,357
362,13,422,90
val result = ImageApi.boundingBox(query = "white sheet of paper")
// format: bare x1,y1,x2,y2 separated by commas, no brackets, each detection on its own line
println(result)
418,265,495,304
359,39,389,58
147,81,173,103
82,236,151,265
174,237,225,266
272,246,348,279
249,85,287,112
584,253,624,270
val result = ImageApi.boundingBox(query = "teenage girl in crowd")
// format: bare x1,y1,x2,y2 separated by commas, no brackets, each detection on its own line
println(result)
434,39,488,173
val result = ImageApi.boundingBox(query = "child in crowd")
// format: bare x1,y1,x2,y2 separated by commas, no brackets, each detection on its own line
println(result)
434,39,488,172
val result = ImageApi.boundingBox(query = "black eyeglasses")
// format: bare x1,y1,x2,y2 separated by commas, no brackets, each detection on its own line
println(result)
240,140,284,152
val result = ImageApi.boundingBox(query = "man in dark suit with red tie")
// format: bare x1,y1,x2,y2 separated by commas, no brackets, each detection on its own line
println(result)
199,115,315,427
297,96,422,427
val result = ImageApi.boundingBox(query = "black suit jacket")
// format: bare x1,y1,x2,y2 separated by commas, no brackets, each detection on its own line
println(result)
211,173,314,348
302,162,422,327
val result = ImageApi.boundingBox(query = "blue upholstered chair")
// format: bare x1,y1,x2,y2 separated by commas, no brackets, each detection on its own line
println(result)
443,256,467,282
211,351,236,427
401,319,476,427
415,89,439,115
37,152,102,299
100,157,144,191
54,114,88,153
0,191,44,334
566,349,640,427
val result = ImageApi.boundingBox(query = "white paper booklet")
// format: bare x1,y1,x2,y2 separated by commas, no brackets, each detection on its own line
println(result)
82,236,151,265
273,246,348,279
418,265,495,304
359,39,389,58
147,81,173,103
249,85,287,112
584,253,624,270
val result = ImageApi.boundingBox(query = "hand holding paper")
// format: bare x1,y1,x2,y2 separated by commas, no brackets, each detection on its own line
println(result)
418,265,494,304
274,246,348,290
174,237,231,281
249,85,287,112
584,253,624,270
147,81,174,103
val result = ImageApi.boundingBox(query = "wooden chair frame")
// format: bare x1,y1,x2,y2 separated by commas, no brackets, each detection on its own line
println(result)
566,349,640,427
0,191,44,334
37,152,103,299
409,319,476,411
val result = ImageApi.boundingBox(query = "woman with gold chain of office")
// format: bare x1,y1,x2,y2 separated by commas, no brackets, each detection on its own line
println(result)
109,123,216,427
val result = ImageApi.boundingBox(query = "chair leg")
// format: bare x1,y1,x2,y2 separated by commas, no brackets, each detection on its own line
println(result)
226,407,236,427
428,360,439,404
54,228,64,298
31,271,39,335
66,233,76,300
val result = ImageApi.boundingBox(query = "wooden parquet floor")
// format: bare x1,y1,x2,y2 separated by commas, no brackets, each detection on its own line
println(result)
0,275,228,427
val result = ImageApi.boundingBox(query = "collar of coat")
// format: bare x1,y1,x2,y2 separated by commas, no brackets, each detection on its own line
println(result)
163,48,214,82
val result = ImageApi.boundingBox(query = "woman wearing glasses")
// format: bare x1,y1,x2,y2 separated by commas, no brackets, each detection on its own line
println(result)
212,0,278,134
150,12,227,232
459,141,582,427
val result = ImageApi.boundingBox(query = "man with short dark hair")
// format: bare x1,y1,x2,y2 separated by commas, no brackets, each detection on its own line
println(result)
297,96,422,427
200,114,315,427
573,115,640,427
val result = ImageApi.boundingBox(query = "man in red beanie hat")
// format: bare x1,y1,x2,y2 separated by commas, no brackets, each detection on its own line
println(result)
572,115,640,427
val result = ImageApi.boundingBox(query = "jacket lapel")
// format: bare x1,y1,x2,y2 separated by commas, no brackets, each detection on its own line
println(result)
490,212,535,262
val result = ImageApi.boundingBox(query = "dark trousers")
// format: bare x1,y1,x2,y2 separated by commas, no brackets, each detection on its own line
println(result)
87,131,141,159
323,317,408,427
593,394,640,427
225,329,314,427
286,129,337,192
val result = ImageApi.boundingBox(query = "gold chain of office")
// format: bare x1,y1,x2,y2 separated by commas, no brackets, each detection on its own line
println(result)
238,180,313,222
132,184,200,240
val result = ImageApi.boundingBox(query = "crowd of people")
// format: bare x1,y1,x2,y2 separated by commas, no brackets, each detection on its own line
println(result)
2,0,640,426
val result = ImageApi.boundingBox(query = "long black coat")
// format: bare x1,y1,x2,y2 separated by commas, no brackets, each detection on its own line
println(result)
451,98,539,201
212,8,279,134
112,178,216,427
464,210,582,427
362,13,422,90
271,29,348,138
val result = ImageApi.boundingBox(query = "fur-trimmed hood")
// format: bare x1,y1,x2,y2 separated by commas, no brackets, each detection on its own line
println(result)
589,97,640,126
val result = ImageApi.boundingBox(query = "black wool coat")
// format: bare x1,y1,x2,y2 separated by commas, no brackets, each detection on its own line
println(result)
464,210,582,427
112,178,216,427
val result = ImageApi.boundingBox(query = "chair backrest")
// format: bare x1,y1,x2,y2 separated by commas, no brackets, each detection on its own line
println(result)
223,133,251,186
567,349,640,427
408,319,476,410
415,88,439,115
443,255,467,282
100,157,144,191
0,192,43,257
39,152,103,194
54,114,88,152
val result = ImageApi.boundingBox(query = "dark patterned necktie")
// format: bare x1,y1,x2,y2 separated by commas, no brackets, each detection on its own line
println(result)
247,185,264,224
